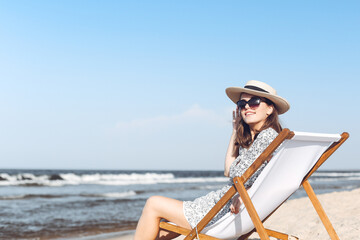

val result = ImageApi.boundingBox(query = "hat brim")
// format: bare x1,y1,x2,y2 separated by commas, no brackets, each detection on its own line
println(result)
225,87,290,114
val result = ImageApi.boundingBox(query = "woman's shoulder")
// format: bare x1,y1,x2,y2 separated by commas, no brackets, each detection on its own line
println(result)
257,127,279,140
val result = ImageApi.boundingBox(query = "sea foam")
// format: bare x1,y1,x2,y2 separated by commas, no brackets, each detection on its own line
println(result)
0,172,228,186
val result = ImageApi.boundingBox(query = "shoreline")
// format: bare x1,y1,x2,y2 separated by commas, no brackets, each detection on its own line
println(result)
82,187,360,240
53,230,136,240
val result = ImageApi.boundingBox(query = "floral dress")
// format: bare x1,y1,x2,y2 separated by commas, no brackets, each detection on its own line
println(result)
183,128,278,228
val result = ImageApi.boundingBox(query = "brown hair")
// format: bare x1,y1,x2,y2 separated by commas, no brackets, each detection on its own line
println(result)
235,98,282,149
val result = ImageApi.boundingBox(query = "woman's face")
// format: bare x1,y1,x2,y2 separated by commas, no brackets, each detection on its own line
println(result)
239,93,274,130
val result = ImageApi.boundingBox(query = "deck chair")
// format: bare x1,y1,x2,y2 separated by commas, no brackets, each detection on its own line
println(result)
160,128,349,240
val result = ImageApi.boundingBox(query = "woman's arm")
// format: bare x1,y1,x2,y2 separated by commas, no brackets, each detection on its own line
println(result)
224,130,239,176
224,108,241,176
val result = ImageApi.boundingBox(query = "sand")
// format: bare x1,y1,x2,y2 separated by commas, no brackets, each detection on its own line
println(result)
109,188,360,240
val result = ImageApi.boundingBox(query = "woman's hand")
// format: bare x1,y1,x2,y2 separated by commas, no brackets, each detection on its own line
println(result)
224,107,241,177
229,194,242,214
232,106,241,132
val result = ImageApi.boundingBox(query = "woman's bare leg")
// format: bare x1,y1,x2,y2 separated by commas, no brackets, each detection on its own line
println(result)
134,196,191,240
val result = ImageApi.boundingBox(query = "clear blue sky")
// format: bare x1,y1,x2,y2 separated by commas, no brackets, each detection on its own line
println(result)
0,0,359,170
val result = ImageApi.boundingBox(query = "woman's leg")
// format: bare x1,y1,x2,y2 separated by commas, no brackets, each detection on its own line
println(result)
134,196,191,240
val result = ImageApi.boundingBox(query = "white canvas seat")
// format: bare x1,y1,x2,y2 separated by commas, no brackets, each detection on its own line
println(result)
160,128,349,240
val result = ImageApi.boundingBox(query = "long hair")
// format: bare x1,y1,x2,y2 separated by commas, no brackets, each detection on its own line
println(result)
235,98,282,149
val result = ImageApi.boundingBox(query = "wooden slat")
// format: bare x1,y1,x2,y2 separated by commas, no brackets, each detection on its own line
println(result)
183,186,237,240
240,128,294,184
159,222,220,240
234,177,270,240
303,180,340,240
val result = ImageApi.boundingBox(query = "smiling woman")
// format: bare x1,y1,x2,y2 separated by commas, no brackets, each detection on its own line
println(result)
134,80,290,240
229,83,287,150
224,80,289,176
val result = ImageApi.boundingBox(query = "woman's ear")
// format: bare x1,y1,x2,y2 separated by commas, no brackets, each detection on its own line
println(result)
266,105,274,116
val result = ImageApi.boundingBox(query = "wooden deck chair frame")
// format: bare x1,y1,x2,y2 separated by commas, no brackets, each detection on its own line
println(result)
160,128,349,240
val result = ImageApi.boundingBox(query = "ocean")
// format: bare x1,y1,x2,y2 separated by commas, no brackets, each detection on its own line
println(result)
0,169,359,239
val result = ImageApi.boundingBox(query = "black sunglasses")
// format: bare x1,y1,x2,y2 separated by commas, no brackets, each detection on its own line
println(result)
237,97,264,110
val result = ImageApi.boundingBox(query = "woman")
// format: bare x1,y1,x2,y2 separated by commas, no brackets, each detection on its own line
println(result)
134,80,290,240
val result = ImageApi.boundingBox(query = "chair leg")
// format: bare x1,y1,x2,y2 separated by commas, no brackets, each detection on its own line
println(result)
234,177,270,240
303,180,340,240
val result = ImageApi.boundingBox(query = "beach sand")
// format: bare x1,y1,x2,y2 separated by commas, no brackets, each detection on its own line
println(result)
109,188,360,240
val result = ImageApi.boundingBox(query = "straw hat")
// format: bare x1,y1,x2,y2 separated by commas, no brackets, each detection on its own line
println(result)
225,80,290,114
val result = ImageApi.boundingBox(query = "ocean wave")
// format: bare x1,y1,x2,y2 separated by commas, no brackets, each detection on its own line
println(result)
313,171,360,178
0,194,69,200
80,191,137,198
310,176,360,182
0,190,137,200
100,191,137,198
2,170,358,187
0,172,228,187
0,173,67,187
197,184,225,190
311,171,360,181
